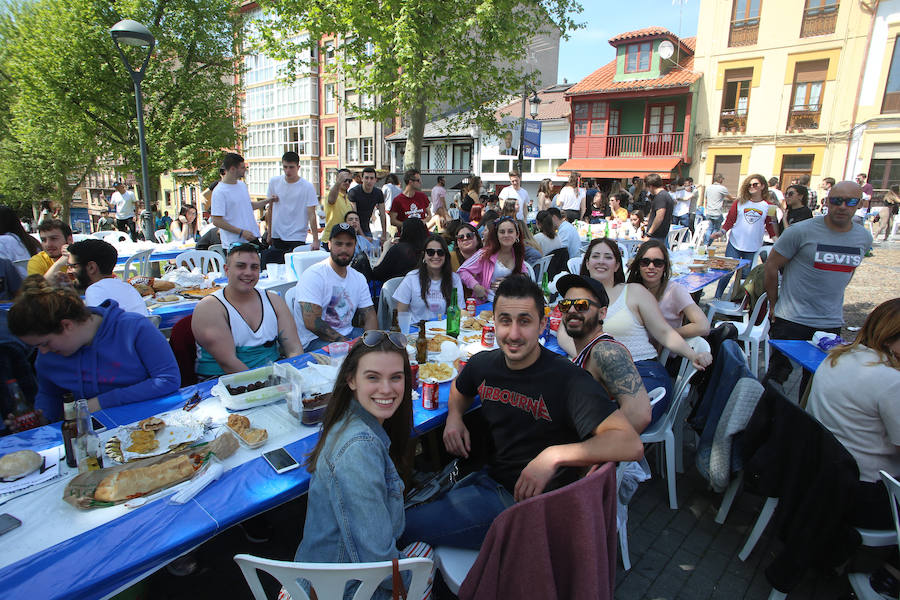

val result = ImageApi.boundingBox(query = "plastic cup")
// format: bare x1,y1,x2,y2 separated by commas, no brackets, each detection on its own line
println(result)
398,312,412,335
327,342,350,367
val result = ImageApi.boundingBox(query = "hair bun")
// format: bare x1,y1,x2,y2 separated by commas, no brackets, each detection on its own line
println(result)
20,274,54,295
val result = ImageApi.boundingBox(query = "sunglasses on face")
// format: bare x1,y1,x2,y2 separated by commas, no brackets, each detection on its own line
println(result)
559,298,602,313
748,182,762,188
361,330,408,348
828,196,861,207
639,257,666,268
456,232,476,241
424,248,446,257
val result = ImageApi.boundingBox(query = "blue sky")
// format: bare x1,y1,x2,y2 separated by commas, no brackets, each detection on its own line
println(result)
557,0,701,84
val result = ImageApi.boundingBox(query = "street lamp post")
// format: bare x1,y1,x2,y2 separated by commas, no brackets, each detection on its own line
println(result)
517,88,542,176
110,19,156,243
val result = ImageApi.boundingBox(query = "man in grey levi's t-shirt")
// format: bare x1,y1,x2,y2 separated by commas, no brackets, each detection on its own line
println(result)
764,180,873,387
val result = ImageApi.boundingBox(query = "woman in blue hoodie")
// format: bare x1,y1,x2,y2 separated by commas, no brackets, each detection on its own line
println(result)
8,275,180,423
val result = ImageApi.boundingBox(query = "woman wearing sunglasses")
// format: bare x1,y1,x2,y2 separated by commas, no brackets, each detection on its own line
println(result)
781,184,813,231
557,239,712,422
449,222,482,271
290,331,432,599
710,174,778,299
627,240,709,341
393,234,465,323
458,215,528,302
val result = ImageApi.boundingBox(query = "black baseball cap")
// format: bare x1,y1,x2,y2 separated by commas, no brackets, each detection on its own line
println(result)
329,222,356,240
555,274,609,307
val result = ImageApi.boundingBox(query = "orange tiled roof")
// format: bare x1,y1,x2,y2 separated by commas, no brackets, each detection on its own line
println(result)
495,84,572,121
567,37,699,96
608,27,672,44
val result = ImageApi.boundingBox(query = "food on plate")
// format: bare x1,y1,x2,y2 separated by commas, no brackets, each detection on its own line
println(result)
688,265,708,273
156,295,181,303
151,279,176,292
461,333,482,343
419,362,454,381
132,283,154,297
427,327,445,333
126,430,160,454
0,449,43,479
477,310,493,322
93,455,196,502
427,333,458,352
706,257,741,271
180,286,222,298
462,317,490,330
138,417,165,432
302,392,331,426
227,414,250,432
241,428,268,445
225,380,269,395
105,438,124,463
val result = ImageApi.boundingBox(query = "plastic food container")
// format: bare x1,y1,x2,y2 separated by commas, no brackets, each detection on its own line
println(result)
226,425,268,449
211,365,293,411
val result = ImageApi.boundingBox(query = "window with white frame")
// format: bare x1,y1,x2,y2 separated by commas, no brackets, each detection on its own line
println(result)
346,139,359,162
243,78,318,122
245,160,320,195
361,138,373,162
359,92,374,110
324,83,336,114
244,119,320,159
323,42,335,65
325,127,336,155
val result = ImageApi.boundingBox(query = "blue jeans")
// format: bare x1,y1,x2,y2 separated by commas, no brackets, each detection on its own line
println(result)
672,214,691,228
399,469,515,550
304,327,365,353
635,359,673,426
714,242,755,299
704,215,724,245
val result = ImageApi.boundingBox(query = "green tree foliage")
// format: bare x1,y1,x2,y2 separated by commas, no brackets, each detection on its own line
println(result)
0,0,240,212
254,0,582,170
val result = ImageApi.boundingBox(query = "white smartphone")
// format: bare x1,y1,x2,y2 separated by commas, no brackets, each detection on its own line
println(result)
262,448,299,474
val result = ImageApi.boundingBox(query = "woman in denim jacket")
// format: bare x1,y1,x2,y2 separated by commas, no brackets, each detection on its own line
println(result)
282,331,432,600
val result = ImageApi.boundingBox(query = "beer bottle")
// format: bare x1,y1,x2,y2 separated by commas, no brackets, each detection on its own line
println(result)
390,309,401,332
447,288,460,338
416,321,428,364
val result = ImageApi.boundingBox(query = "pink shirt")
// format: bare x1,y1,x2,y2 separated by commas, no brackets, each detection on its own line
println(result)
658,282,694,330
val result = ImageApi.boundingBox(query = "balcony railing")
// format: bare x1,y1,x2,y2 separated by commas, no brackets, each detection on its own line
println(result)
728,19,759,47
719,110,748,133
602,132,685,157
800,9,838,37
787,105,822,131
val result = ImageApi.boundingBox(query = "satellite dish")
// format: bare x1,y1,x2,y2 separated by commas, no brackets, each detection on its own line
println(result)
658,40,675,61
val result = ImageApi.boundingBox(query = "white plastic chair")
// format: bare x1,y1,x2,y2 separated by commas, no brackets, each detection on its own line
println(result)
91,230,118,240
72,233,91,242
522,261,535,282
122,248,154,279
285,250,329,280
566,256,583,274
174,250,224,274
208,244,226,259
617,241,630,264
848,471,900,600
531,255,553,284
732,292,770,377
640,337,709,510
106,231,131,244
667,227,691,251
154,229,168,243
691,220,710,250
377,276,405,330
234,554,433,600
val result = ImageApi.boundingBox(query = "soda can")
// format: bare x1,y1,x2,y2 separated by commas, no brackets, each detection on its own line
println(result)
466,298,477,317
422,378,439,410
481,324,495,347
410,362,419,389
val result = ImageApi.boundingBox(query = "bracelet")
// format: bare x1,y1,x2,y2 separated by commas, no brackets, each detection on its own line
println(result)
239,230,244,237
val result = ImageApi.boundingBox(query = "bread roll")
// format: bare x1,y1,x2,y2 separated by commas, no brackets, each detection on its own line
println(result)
94,455,195,502
152,279,176,292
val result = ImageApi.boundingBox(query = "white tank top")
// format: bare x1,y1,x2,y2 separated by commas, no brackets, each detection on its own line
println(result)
602,285,658,361
729,199,770,252
212,288,278,347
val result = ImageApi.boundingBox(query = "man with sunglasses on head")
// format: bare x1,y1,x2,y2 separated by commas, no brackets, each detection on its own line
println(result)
764,180,873,392
557,274,652,433
400,275,643,550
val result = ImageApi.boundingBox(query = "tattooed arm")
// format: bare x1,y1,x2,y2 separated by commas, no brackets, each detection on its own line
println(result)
299,301,347,342
357,305,378,332
588,341,652,433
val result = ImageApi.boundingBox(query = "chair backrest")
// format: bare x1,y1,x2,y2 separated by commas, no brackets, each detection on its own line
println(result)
747,292,769,328
531,255,553,283
522,261,536,282
72,233,91,242
234,554,434,600
122,248,155,279
168,315,197,387
377,276,405,330
667,227,691,251
660,337,711,430
91,230,118,240
567,255,583,274
208,244,227,259
648,386,666,407
692,220,710,250
154,229,168,243
880,471,900,549
175,250,224,274
286,250,329,280
292,245,313,252
106,231,131,244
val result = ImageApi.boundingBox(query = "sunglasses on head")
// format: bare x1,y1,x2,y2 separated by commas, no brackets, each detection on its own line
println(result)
456,232,476,241
361,330,408,349
829,196,861,207
559,298,602,313
424,248,446,257
638,257,666,268
495,216,516,225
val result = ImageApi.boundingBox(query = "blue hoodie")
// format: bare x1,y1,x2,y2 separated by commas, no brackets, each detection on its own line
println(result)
33,300,180,422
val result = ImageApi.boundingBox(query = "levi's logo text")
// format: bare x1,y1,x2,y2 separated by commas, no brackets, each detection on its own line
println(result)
477,381,551,421
813,244,862,273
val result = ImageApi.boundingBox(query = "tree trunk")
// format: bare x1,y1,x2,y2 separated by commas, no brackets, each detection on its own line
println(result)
403,95,426,172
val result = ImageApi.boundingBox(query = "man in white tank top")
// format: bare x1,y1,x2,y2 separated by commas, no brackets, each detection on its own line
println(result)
557,274,651,433
192,244,303,377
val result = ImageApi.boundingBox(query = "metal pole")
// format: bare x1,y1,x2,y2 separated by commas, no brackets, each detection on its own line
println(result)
131,77,155,242
517,86,526,175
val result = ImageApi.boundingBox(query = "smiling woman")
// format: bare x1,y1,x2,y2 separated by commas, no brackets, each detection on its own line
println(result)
393,234,465,322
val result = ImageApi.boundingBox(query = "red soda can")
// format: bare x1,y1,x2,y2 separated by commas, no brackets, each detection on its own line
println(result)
410,362,419,389
481,324,495,347
466,298,477,317
422,378,439,410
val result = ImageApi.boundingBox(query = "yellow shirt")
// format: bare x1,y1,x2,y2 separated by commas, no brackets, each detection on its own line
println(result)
613,207,628,221
27,251,55,276
321,191,353,243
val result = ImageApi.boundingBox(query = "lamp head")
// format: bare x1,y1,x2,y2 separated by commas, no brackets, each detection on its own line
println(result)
110,19,154,47
529,92,541,118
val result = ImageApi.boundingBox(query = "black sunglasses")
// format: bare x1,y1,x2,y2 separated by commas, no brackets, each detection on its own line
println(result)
424,248,446,257
559,298,601,313
638,258,666,268
456,232,476,241
361,330,408,348
828,196,861,207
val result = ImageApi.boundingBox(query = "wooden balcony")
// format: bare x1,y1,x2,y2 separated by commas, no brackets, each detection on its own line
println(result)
719,111,748,133
800,9,838,38
601,133,685,157
787,106,821,131
728,20,759,47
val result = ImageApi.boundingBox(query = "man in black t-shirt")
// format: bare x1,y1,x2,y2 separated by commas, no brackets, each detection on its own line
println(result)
346,166,386,238
400,276,643,550
644,173,674,242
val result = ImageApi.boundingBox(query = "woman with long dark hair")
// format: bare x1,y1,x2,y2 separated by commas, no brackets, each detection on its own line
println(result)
533,210,563,256
458,216,527,301
171,204,200,242
0,206,41,275
291,331,432,599
371,218,429,282
537,178,554,211
449,222,482,272
393,234,465,322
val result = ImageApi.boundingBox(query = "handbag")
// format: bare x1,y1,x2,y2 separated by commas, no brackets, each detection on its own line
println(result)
403,459,460,509
392,558,407,600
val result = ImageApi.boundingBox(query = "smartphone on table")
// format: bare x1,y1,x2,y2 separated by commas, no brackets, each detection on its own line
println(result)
262,448,299,474
0,513,22,537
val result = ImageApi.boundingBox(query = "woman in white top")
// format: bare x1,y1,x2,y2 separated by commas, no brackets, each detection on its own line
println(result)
170,204,199,242
555,172,584,222
394,234,465,323
533,211,563,256
557,238,712,424
807,299,900,529
0,206,41,276
621,210,646,240
710,174,778,298
626,240,709,339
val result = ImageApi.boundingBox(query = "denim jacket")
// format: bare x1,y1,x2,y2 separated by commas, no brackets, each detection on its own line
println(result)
295,400,406,596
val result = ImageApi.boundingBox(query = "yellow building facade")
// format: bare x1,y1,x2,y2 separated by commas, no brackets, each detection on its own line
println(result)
691,0,874,195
